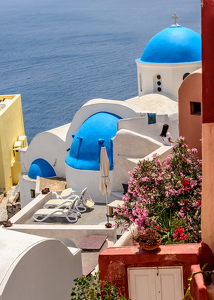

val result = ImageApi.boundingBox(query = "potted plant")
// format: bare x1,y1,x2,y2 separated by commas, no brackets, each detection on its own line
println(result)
132,228,161,250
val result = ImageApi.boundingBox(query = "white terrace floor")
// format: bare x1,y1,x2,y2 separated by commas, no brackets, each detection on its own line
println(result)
18,177,118,226
9,192,118,242
25,203,111,225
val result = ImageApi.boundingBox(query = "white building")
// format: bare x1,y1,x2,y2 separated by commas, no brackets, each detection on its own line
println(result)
0,16,203,300
136,17,201,100
19,19,201,207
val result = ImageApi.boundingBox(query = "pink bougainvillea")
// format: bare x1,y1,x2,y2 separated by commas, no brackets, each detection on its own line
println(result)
114,137,202,244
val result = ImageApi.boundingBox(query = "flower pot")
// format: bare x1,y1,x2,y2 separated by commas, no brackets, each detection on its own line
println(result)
139,239,161,251
105,222,112,228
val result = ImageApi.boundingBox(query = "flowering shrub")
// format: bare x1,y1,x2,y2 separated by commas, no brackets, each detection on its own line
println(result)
114,137,202,244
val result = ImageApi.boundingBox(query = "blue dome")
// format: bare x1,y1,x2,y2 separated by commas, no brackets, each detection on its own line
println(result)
28,158,56,180
65,112,121,171
140,26,201,64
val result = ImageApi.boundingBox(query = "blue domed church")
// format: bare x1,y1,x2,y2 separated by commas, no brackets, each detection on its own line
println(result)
136,14,201,100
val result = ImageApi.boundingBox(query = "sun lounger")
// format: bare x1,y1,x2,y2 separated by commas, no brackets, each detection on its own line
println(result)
33,201,79,223
51,188,74,200
50,187,94,213
48,193,87,213
43,195,81,215
75,187,95,212
60,188,74,199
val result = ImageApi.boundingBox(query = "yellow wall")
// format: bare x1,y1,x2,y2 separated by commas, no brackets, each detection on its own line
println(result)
0,136,5,190
0,95,26,191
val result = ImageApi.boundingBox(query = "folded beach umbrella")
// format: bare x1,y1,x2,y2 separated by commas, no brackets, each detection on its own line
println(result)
99,146,111,220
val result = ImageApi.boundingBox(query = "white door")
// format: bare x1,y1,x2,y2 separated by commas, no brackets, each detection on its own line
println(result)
128,267,183,300
128,268,157,300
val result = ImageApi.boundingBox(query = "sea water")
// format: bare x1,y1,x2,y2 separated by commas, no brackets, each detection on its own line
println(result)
0,0,201,142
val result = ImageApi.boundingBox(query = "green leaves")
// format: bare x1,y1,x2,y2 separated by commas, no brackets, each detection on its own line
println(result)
71,272,130,300
71,273,101,300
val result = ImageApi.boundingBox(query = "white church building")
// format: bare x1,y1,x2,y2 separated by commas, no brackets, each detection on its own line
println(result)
18,15,201,207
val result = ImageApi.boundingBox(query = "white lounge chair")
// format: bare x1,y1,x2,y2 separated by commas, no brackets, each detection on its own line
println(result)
75,187,95,212
33,201,79,223
52,188,74,199
51,187,94,213
43,195,81,214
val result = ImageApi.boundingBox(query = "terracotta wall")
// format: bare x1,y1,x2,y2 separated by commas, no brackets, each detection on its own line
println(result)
178,71,202,159
201,0,214,255
190,264,208,300
99,244,206,299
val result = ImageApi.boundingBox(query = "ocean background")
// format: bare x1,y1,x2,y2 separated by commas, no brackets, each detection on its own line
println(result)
0,0,201,143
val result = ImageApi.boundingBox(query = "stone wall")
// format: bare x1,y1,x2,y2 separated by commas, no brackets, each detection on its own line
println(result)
7,191,21,219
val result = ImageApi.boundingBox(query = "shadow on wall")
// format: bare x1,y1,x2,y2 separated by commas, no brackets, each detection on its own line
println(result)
112,130,163,191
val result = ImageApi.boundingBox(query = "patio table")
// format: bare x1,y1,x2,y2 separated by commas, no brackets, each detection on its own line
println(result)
108,200,124,216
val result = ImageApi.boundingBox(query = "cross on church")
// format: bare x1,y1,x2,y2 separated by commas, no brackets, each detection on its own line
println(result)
171,12,179,26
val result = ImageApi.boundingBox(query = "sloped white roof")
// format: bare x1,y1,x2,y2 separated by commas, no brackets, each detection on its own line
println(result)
125,93,178,115
0,229,47,290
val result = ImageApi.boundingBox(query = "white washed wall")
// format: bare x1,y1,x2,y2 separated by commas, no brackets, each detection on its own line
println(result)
0,230,82,300
65,165,114,204
19,173,38,208
136,60,201,100
117,114,179,144
112,130,163,191
20,131,67,177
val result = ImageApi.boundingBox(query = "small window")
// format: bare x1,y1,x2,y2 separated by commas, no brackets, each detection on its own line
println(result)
148,113,156,124
155,74,162,92
190,102,201,115
30,189,35,198
183,73,190,80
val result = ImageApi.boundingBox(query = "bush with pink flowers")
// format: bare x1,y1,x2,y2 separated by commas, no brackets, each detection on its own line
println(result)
114,137,202,244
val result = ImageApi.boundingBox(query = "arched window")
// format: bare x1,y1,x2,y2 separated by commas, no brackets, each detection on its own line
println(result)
183,73,190,80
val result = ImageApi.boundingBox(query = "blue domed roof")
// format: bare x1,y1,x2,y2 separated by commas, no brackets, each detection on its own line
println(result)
28,158,56,180
139,26,201,64
65,112,121,171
